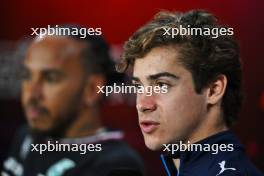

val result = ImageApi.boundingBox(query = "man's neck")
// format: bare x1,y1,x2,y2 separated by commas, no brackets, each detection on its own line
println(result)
172,108,228,170
172,126,227,171
173,159,180,171
186,106,228,144
64,107,103,138
187,125,228,144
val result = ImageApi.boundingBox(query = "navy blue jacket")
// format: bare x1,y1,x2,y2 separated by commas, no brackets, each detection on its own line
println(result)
161,131,264,176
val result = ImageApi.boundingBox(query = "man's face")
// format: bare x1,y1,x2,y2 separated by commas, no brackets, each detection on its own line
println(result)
133,46,208,150
22,36,86,136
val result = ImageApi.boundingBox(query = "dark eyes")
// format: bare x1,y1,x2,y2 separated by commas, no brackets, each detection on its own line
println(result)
156,81,170,89
20,70,63,84
132,83,141,89
44,73,62,83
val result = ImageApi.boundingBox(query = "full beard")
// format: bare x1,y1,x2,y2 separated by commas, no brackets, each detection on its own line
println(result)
29,83,85,141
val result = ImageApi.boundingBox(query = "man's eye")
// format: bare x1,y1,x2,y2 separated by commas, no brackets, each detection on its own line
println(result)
133,83,141,89
156,82,169,88
132,82,144,90
44,74,61,83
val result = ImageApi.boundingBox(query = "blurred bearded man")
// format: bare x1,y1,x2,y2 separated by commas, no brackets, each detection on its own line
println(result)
2,26,144,176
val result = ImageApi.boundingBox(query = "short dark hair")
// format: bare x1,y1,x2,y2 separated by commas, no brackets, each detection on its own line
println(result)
116,10,243,126
58,25,116,85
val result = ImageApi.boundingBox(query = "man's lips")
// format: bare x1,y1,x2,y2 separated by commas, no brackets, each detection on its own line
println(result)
26,107,46,120
139,120,160,134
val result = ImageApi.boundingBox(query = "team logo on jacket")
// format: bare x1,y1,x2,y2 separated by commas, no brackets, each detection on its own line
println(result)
216,160,236,176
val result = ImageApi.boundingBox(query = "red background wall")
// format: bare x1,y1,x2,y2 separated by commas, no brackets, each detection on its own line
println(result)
0,0,264,175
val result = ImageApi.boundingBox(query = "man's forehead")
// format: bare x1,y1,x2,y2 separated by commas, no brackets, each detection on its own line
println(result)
25,36,85,69
133,46,183,78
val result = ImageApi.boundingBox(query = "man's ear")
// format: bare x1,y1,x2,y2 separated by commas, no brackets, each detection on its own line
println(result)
83,74,106,106
206,74,227,105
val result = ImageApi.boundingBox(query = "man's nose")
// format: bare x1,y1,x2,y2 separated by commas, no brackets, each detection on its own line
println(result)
136,94,157,113
26,80,43,100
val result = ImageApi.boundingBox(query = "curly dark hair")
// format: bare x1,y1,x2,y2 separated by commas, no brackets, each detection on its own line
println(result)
116,10,243,126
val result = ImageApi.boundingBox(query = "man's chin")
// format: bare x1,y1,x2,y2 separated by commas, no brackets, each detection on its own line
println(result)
28,126,54,139
144,139,163,151
27,118,69,139
28,123,66,140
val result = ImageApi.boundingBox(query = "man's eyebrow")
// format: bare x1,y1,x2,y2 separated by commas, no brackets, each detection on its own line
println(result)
148,72,179,80
41,69,65,76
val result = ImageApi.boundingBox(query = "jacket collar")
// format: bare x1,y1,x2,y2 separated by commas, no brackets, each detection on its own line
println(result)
161,130,244,175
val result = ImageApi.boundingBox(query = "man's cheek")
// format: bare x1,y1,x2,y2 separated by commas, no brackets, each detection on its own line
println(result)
45,86,66,99
45,88,72,108
162,117,179,137
156,125,167,140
